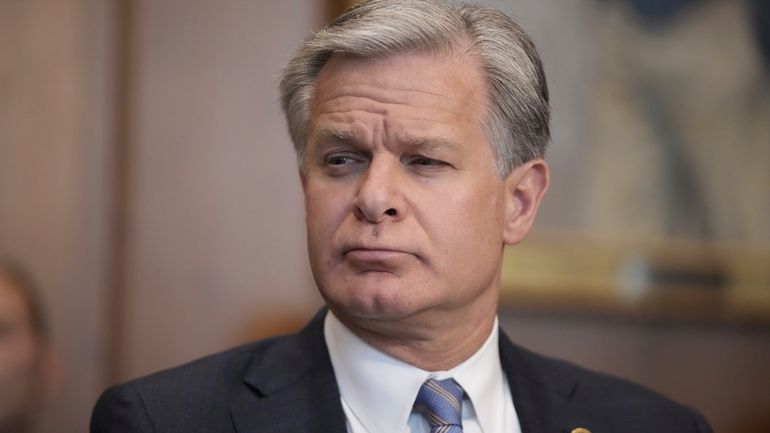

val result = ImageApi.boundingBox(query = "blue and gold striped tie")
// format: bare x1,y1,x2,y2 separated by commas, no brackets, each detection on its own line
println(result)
414,378,465,433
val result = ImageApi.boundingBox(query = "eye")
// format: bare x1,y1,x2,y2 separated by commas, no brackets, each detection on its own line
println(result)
322,152,367,176
326,155,357,166
408,156,447,167
324,150,366,166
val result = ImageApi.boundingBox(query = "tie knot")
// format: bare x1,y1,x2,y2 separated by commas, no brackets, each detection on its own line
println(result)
414,378,464,433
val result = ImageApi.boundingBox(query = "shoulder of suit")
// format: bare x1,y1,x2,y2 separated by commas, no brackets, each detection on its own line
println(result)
116,332,296,397
509,342,710,430
518,345,674,402
91,334,302,433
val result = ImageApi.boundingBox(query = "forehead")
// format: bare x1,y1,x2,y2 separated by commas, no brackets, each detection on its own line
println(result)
308,51,489,140
317,48,483,86
314,50,486,101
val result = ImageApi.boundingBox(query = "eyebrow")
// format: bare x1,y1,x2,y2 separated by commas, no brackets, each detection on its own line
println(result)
315,128,463,156
394,132,463,156
316,128,359,145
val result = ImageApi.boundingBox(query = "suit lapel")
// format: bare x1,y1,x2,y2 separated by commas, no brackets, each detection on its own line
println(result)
499,331,579,433
230,311,347,433
228,315,587,433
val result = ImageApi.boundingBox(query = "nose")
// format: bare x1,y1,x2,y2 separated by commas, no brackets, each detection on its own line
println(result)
353,158,405,223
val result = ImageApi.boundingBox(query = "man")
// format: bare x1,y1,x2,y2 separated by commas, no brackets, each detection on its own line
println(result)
0,260,55,433
91,1,713,432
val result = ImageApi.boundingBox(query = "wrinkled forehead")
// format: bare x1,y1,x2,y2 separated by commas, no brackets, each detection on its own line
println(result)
318,51,487,123
308,50,489,129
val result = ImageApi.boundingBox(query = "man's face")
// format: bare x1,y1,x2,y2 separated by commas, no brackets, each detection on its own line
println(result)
0,277,43,431
301,51,516,325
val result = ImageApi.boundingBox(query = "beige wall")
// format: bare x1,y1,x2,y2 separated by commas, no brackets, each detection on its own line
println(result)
0,1,114,431
121,0,325,380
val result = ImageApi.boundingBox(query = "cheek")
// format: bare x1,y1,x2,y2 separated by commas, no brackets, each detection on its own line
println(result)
305,183,332,229
432,183,505,246
304,184,350,253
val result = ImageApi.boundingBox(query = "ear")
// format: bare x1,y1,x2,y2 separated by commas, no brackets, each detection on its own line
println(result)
502,159,549,245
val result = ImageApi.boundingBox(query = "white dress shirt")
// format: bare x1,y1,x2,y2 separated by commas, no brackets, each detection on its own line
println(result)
324,311,522,433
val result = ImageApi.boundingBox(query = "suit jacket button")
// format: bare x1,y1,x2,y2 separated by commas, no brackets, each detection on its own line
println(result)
571,429,591,433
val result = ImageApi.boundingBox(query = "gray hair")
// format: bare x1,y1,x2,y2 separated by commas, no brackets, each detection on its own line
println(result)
279,0,549,176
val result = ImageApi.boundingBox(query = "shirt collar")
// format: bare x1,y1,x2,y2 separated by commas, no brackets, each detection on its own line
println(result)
324,310,505,433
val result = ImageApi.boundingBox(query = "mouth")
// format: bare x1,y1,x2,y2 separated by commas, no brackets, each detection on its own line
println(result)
345,247,408,259
341,245,416,269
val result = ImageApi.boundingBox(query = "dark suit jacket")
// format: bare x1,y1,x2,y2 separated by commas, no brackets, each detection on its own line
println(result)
91,310,713,433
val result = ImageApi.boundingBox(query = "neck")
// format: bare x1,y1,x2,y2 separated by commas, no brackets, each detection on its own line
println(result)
331,299,498,371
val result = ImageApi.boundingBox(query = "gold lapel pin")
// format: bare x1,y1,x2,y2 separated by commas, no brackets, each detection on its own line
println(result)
571,429,591,433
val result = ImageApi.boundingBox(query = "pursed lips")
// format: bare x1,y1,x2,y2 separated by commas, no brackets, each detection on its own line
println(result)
341,244,418,269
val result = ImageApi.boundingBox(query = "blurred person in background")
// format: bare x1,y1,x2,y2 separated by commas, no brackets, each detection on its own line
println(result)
0,260,56,433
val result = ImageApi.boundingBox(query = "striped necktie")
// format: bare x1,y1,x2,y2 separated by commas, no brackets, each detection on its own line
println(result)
413,378,465,433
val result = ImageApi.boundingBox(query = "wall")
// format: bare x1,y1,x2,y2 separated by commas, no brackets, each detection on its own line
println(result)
0,1,114,431
121,0,324,381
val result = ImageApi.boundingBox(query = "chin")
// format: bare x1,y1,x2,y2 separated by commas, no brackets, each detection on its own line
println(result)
321,281,426,322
